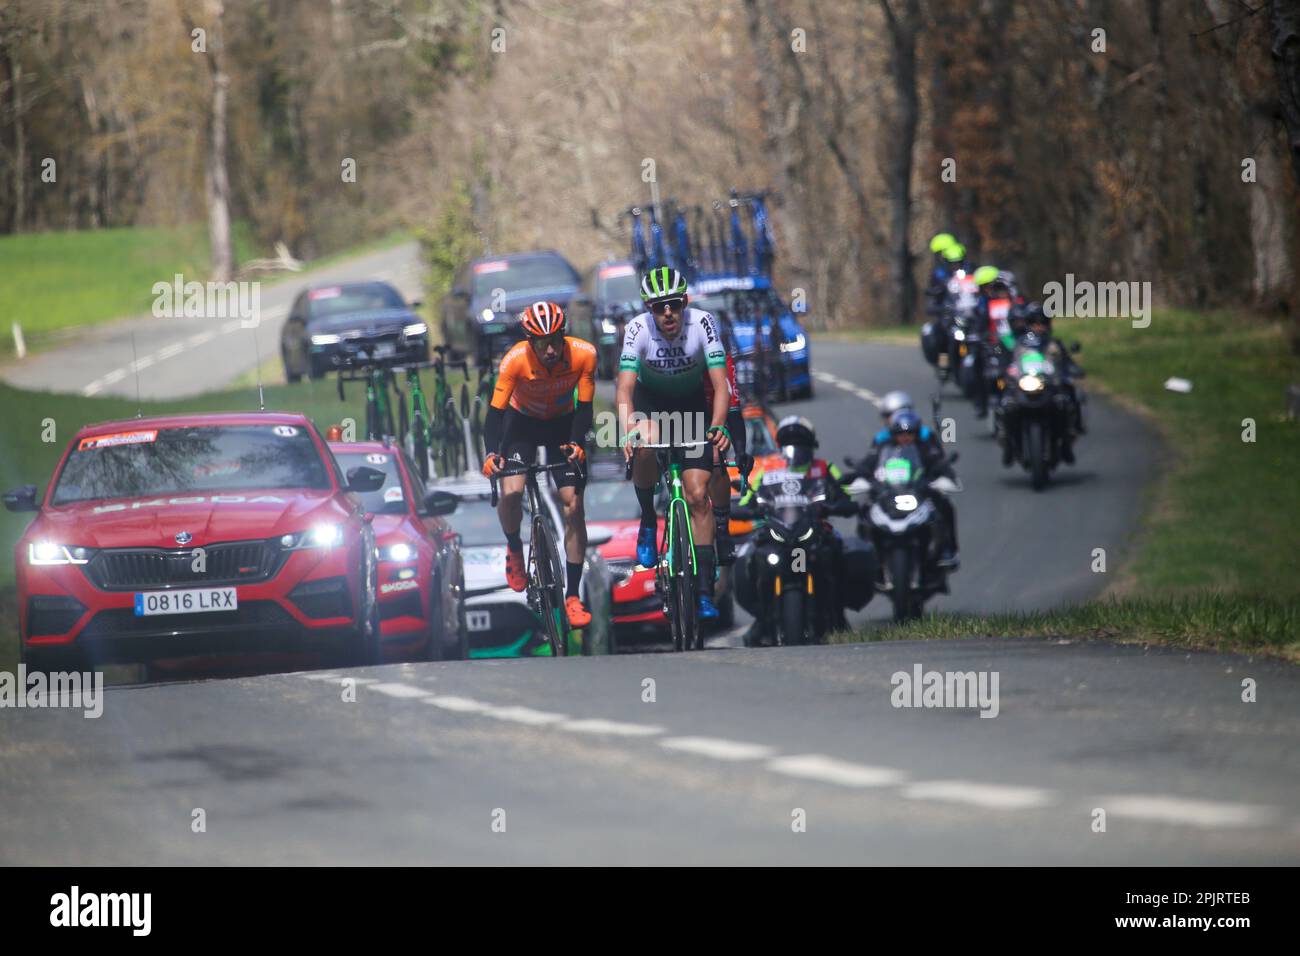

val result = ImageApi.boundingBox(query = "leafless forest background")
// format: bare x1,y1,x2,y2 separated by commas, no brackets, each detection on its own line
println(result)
2,0,1298,335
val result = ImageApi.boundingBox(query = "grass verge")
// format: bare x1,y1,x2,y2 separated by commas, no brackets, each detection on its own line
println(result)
847,308,1300,658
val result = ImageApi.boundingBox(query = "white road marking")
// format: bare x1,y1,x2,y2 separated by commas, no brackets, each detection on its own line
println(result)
480,705,569,726
560,718,666,737
422,695,493,713
659,736,775,761
902,780,1053,810
814,369,880,407
368,682,432,699
188,331,216,347
1100,795,1278,829
299,672,344,681
767,754,906,788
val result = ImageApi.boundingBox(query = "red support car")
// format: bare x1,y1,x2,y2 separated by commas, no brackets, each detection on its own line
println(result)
5,412,389,672
328,440,467,661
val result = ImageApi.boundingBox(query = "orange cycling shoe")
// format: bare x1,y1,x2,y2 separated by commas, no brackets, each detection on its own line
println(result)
564,595,592,628
505,547,528,592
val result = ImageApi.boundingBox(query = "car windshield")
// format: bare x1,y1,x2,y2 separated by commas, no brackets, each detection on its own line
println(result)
52,424,330,504
598,268,640,305
333,449,407,515
472,257,577,298
308,284,405,318
451,498,531,547
584,481,641,522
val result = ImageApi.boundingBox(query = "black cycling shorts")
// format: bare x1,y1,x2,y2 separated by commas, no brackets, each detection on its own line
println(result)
631,382,715,474
500,408,585,490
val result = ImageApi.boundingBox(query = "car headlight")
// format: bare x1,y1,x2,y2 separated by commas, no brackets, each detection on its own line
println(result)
279,525,343,550
893,494,918,512
311,333,341,346
382,542,415,562
779,333,806,353
28,542,92,566
403,322,427,337
1019,374,1044,393
952,329,966,341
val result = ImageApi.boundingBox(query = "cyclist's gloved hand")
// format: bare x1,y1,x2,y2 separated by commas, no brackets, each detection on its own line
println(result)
560,443,586,465
482,453,505,479
707,425,731,454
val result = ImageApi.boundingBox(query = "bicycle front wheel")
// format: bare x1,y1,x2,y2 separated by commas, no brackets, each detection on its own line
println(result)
669,499,698,653
532,516,568,657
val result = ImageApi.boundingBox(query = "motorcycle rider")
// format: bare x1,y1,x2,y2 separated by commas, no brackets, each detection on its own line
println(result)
860,409,959,569
924,233,959,314
738,416,860,633
1018,304,1086,461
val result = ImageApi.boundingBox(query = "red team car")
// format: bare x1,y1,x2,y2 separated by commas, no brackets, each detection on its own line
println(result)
328,440,467,661
5,412,390,672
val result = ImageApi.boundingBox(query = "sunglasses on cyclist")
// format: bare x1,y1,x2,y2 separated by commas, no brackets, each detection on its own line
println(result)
530,331,565,352
650,297,686,315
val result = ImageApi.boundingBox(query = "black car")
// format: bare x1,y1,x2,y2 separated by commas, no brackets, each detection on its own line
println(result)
280,281,427,381
580,259,641,379
441,251,581,367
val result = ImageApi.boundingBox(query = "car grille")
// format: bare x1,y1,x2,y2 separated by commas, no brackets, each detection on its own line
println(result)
80,600,296,638
85,540,284,591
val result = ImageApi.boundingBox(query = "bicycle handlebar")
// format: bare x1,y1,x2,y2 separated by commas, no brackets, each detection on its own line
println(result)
489,459,582,506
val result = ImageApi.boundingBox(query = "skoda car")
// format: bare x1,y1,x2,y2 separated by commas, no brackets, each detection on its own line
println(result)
5,412,387,672
329,439,467,661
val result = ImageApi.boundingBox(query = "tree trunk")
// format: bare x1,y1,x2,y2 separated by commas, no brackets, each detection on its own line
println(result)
1271,0,1300,186
205,1,234,281
880,0,921,325
11,53,25,231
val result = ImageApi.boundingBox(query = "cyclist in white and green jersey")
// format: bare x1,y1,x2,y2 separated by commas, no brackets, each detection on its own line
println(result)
617,266,732,620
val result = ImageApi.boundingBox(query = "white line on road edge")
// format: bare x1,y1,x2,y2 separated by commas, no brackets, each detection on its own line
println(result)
560,718,666,736
479,705,570,726
902,780,1054,810
422,695,494,713
814,369,880,406
1099,795,1278,829
767,754,907,788
659,737,775,761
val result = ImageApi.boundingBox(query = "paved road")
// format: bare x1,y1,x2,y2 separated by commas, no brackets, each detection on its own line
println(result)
0,243,425,399
2,640,1297,864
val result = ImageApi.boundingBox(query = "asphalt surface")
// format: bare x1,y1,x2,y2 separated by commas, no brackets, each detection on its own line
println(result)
0,243,424,399
3,241,1295,865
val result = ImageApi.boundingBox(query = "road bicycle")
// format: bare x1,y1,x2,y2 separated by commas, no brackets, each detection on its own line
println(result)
490,457,577,657
336,349,400,441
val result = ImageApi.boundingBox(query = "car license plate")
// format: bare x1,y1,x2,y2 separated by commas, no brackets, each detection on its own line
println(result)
373,342,396,358
134,587,238,616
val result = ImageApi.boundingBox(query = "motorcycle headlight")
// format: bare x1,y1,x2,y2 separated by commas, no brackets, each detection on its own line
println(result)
280,524,343,550
311,333,341,346
1019,374,1044,393
893,494,918,512
28,542,92,566
601,319,619,334
480,308,496,322
768,525,787,543
797,526,815,542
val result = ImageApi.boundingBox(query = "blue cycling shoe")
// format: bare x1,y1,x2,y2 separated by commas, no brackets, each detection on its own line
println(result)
697,596,720,621
636,524,658,568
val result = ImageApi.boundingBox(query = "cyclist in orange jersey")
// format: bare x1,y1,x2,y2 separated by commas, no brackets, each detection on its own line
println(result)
481,301,597,627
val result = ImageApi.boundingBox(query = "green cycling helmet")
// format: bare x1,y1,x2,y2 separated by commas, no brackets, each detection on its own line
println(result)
929,233,956,254
640,266,688,303
942,243,966,264
973,265,1001,286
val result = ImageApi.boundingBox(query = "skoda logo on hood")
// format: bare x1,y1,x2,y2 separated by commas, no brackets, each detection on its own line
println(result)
174,531,193,545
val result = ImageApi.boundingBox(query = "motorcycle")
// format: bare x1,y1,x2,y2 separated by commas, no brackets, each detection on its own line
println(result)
851,447,961,623
732,468,865,646
998,338,1077,490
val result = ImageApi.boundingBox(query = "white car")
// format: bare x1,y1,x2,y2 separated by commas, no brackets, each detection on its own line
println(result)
434,474,612,657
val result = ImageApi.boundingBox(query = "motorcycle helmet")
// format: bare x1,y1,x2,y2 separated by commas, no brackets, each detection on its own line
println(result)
929,233,956,255
889,409,922,443
880,390,913,421
776,415,817,469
